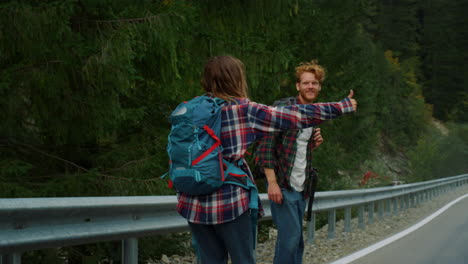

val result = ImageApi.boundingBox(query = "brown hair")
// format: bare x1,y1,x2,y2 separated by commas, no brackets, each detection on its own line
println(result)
295,60,326,83
201,56,249,101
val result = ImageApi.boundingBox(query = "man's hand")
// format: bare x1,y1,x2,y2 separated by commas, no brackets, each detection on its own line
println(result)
265,168,283,204
348,89,357,112
311,128,323,150
268,182,283,204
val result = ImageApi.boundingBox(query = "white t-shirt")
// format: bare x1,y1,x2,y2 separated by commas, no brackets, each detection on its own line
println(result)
290,127,313,192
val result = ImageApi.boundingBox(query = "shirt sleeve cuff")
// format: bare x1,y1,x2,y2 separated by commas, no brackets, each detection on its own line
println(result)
258,160,275,169
339,97,354,114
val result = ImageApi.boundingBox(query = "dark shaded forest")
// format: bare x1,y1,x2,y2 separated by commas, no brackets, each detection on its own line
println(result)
1,0,468,263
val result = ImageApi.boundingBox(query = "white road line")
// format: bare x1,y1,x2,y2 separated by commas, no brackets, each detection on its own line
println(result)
329,193,468,264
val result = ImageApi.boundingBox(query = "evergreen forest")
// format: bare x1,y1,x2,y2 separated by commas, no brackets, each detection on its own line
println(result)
1,0,468,263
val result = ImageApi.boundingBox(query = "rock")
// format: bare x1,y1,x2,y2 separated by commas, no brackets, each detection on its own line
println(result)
161,254,170,264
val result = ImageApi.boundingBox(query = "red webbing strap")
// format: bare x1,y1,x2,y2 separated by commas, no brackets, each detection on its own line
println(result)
228,173,247,178
218,148,225,181
191,126,224,180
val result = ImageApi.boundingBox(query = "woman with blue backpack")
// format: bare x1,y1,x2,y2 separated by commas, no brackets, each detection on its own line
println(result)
169,55,357,264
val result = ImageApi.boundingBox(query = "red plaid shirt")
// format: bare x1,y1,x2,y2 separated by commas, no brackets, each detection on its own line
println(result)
176,97,354,224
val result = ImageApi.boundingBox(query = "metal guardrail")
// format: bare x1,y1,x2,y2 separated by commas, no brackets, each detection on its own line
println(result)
1,173,467,264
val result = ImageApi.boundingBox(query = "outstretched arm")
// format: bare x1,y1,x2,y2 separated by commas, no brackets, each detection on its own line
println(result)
248,92,357,133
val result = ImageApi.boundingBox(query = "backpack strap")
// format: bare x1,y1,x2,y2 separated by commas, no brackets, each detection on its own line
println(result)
214,97,226,106
223,159,259,210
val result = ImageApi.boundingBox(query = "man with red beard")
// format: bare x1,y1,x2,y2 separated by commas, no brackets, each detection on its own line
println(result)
256,60,327,264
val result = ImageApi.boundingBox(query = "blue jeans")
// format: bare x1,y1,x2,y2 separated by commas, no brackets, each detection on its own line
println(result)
188,212,255,264
270,188,306,264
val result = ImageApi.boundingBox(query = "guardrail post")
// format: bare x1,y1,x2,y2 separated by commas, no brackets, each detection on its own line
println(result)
306,212,316,244
377,200,384,220
399,196,405,211
385,199,391,216
358,205,365,229
1,253,21,264
122,238,138,264
368,202,374,225
392,197,398,215
327,209,336,239
410,193,415,208
344,206,352,233
404,195,409,210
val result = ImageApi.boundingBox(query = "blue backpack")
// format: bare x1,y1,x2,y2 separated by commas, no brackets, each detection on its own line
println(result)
164,95,258,198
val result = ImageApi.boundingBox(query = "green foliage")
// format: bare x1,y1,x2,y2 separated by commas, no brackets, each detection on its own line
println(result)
420,1,468,122
2,0,449,197
407,123,468,182
22,249,65,264
375,0,421,59
139,233,193,263
375,50,432,148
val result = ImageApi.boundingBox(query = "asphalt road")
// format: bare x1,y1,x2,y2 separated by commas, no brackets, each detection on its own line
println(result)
346,194,468,264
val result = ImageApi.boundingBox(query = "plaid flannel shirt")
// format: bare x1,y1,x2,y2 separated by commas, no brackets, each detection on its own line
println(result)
176,97,354,224
255,96,318,196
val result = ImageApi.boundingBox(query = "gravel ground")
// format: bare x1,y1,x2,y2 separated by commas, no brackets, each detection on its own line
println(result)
154,184,468,264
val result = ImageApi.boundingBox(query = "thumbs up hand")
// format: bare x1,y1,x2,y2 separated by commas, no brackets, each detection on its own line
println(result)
348,90,357,111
